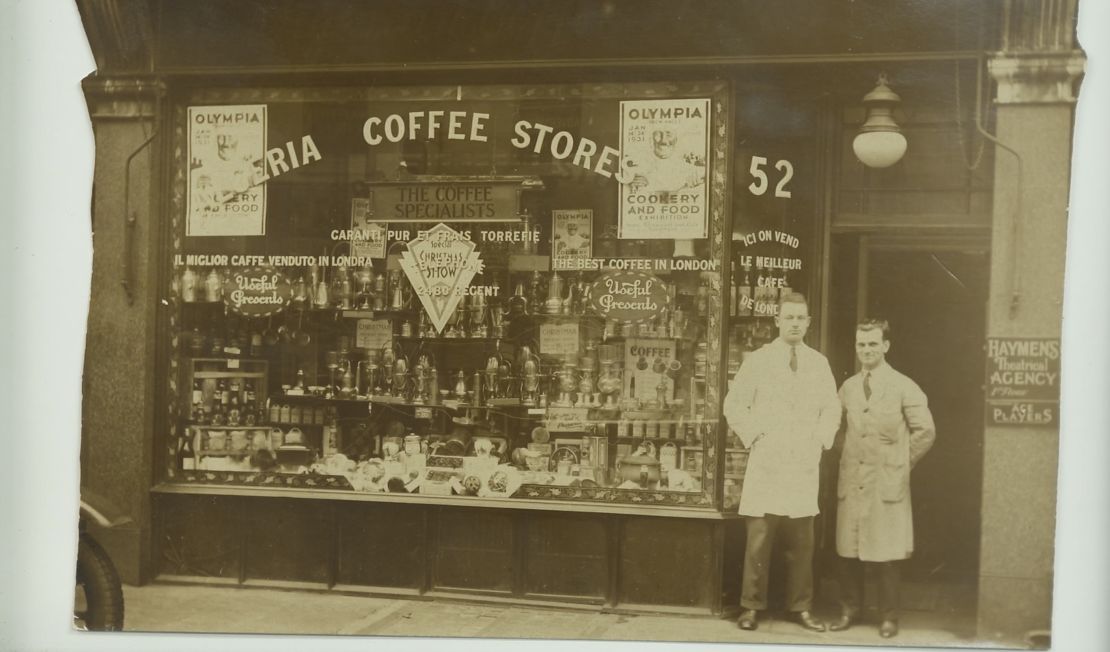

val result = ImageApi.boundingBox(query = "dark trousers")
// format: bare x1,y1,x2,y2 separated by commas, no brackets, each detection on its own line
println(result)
838,557,901,621
741,515,815,612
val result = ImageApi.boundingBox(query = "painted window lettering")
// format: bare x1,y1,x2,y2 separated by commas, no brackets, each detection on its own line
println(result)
747,155,794,198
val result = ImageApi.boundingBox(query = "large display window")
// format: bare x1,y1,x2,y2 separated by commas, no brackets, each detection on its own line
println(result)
161,81,731,508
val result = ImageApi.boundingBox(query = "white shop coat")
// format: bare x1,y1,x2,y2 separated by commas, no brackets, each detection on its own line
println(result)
836,363,935,561
723,339,841,517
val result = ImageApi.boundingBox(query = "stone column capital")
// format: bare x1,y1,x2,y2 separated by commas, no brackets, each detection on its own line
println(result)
81,75,166,121
989,51,1086,105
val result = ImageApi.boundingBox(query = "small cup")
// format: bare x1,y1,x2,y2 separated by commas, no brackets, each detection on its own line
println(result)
269,427,284,449
207,431,227,451
229,430,248,452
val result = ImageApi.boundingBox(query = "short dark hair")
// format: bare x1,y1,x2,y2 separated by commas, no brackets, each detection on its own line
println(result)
778,291,809,311
857,318,891,342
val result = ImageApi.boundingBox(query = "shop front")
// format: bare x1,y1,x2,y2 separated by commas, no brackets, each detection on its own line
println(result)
77,0,1082,640
155,80,741,612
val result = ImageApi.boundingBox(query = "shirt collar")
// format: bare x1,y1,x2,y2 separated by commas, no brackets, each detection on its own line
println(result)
774,337,806,352
862,361,892,380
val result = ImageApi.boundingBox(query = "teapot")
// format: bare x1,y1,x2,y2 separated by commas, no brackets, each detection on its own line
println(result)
616,448,661,485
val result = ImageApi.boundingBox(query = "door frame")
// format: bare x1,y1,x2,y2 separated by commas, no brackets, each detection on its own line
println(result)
855,233,991,330
853,232,991,585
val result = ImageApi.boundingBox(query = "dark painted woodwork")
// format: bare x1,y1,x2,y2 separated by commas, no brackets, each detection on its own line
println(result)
721,518,745,614
242,498,332,584
619,517,714,608
152,494,726,612
336,503,426,589
154,494,242,580
152,0,990,73
522,513,608,600
431,507,514,592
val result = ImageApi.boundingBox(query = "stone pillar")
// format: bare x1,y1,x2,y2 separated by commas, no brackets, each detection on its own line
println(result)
81,76,165,585
978,0,1083,642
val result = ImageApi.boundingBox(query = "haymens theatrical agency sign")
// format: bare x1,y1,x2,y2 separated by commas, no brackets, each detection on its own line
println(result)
399,224,484,333
586,270,670,323
985,337,1060,426
222,266,293,317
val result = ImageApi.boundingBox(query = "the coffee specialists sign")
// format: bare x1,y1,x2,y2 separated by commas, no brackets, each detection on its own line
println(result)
985,337,1061,426
222,266,293,317
368,180,523,223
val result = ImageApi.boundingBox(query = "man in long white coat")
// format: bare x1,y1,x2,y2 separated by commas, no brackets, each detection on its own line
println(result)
829,319,935,639
723,292,841,632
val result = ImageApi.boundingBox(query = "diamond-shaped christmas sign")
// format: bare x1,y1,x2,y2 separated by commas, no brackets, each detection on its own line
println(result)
399,223,484,333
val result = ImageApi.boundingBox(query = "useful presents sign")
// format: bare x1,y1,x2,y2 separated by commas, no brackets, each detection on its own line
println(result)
368,180,521,223
399,223,484,333
986,337,1061,426
586,270,670,323
222,266,292,317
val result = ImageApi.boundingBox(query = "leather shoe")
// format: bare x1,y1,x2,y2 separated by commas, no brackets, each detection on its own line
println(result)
737,609,758,630
879,619,899,638
789,610,827,632
828,610,857,632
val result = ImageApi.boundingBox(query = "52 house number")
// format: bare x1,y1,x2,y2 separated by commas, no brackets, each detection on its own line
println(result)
747,156,794,198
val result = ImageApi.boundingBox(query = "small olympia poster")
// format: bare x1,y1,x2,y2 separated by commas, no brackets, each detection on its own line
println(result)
187,104,268,237
618,98,710,240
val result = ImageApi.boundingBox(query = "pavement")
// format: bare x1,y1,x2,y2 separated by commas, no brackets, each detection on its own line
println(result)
115,582,1015,649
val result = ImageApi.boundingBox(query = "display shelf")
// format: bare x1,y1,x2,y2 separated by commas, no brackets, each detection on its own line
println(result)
507,254,550,271
193,449,255,457
615,436,701,444
599,335,680,343
184,423,271,430
277,393,367,403
187,357,270,366
340,308,417,319
396,336,505,343
528,312,604,321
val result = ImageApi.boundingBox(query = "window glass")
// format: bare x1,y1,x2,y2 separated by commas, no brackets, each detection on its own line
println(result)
165,82,728,508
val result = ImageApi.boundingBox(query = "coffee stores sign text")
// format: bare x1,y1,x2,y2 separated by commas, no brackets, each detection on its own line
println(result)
187,100,712,238
362,109,646,182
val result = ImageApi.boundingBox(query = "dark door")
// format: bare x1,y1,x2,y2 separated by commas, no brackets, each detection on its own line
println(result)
859,242,989,583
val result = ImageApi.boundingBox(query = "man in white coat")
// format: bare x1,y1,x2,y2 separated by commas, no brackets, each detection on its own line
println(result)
829,319,935,638
723,292,841,632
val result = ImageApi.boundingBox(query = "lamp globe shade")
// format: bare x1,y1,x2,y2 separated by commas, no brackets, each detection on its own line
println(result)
853,130,907,168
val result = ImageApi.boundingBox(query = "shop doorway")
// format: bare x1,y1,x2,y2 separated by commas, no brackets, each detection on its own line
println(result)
826,234,989,615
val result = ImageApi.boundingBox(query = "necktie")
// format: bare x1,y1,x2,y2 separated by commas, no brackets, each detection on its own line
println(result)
864,371,872,400
789,346,798,372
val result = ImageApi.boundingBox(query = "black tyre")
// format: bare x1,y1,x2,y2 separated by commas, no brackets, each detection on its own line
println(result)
75,533,124,631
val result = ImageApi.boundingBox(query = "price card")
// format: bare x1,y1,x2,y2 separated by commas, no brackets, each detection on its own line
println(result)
356,319,393,350
414,407,433,420
546,407,589,432
540,322,579,357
